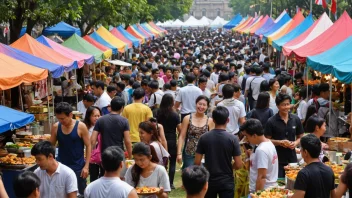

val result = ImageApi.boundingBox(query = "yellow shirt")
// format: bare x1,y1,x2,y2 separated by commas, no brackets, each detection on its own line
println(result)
122,103,153,142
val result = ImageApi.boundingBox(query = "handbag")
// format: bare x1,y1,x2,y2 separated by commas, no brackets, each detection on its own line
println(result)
158,142,169,170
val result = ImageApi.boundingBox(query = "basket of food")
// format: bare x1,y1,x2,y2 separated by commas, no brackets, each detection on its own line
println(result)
327,137,350,151
250,187,293,198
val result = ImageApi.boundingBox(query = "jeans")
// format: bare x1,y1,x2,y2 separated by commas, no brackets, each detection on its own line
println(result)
74,170,87,195
167,139,177,185
89,163,105,183
205,185,234,198
182,151,195,169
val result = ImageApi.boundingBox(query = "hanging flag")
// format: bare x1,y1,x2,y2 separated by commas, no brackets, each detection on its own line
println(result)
315,0,327,8
331,0,337,14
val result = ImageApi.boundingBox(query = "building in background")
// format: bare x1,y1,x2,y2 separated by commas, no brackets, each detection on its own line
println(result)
186,0,233,20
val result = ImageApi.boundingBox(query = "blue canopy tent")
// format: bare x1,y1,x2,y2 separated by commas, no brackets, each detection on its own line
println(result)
0,105,34,133
261,13,291,38
0,43,64,78
223,14,243,29
133,24,154,40
307,36,352,83
89,32,118,55
43,21,81,38
20,27,26,37
272,14,314,51
140,24,156,36
255,17,275,36
117,26,140,47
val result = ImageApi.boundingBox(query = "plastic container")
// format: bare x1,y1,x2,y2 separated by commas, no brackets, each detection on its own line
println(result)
23,149,31,158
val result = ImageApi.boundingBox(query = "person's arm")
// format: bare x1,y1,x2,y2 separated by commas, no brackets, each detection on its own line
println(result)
50,123,58,146
128,189,139,198
177,116,190,163
124,130,133,159
290,133,303,150
174,91,182,111
0,179,9,198
333,181,348,198
176,124,181,136
158,124,168,151
79,123,91,179
174,101,181,111
233,155,243,170
255,168,267,191
91,131,99,151
290,190,305,198
194,153,203,165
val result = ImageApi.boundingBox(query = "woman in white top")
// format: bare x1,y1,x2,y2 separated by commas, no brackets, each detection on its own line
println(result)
268,78,279,114
83,106,101,137
139,121,170,167
125,143,171,198
296,88,308,123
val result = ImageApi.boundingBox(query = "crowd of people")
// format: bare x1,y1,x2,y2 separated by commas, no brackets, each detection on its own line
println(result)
6,29,352,198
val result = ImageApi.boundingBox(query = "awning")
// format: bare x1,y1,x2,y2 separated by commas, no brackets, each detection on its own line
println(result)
89,32,118,55
83,36,113,59
0,105,35,133
96,27,127,53
43,21,81,38
117,25,142,46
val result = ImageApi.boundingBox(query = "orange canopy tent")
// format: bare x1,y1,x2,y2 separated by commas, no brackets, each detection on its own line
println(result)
0,53,48,90
126,26,147,42
233,17,253,31
11,34,77,71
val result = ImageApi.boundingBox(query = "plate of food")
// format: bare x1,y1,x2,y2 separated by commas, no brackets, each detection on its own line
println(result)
135,187,160,195
250,187,293,198
329,137,350,142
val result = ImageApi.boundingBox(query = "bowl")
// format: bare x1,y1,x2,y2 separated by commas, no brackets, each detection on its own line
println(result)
6,147,18,153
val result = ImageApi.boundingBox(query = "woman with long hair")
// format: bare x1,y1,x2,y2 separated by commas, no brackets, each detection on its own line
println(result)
303,104,317,128
305,115,328,161
177,95,215,169
268,78,280,114
157,94,181,189
84,106,103,182
139,121,170,168
250,92,274,127
125,143,171,197
149,117,168,151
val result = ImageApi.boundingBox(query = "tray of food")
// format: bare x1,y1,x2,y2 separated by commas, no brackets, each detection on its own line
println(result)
20,134,51,143
135,187,160,195
250,187,293,198
0,154,36,169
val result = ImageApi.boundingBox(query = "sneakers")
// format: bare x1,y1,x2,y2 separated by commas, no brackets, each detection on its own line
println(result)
170,184,175,189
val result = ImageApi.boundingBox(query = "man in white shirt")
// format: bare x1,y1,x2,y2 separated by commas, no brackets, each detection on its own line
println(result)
198,77,212,99
245,67,265,110
210,64,222,85
151,68,165,89
77,94,95,119
92,81,112,110
280,76,293,97
175,73,203,121
148,80,164,108
31,141,78,198
85,146,138,198
240,119,278,193
217,84,246,135
259,49,267,63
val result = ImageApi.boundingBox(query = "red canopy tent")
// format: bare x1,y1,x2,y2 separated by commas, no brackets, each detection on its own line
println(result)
110,28,133,49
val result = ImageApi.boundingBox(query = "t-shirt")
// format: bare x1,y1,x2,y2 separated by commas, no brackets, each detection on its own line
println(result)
157,111,180,140
196,129,241,188
77,101,87,119
269,93,278,114
34,162,77,198
297,100,308,120
163,90,176,99
245,76,266,100
206,79,215,91
217,98,246,134
250,108,274,128
122,103,153,142
84,177,133,198
249,141,278,192
93,114,130,152
294,162,335,198
264,113,304,164
175,84,203,114
125,165,171,198
210,72,219,85
94,91,112,110
281,85,293,97
202,88,212,99
148,90,164,108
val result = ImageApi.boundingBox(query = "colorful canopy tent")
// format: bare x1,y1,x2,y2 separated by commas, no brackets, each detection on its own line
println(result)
89,32,118,55
42,21,81,38
282,13,333,56
233,17,253,31
11,34,77,71
126,26,149,41
139,24,160,38
254,17,275,35
83,36,113,58
223,14,242,29
272,14,314,51
292,11,352,62
62,34,105,64
0,43,64,78
36,35,95,67
110,28,133,49
274,10,288,23
0,105,35,133
0,53,48,90
237,16,263,33
133,24,154,40
307,36,352,83
266,11,305,44
247,16,272,35
261,13,291,38
142,23,163,37
149,22,168,34
97,27,127,53
255,10,287,36
20,27,26,37
117,25,142,46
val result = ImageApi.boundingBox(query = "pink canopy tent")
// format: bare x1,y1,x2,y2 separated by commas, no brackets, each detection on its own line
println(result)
110,28,133,49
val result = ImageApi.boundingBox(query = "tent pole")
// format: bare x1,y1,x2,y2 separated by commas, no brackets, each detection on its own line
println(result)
75,69,79,110
328,75,333,136
19,84,24,112
46,75,51,132
306,66,309,102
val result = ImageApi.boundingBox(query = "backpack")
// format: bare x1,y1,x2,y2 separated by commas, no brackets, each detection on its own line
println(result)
312,97,320,112
247,77,256,100
151,93,160,118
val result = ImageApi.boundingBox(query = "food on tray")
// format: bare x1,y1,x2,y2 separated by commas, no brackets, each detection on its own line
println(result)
0,155,35,165
24,134,51,140
17,141,32,147
250,187,293,198
329,137,350,142
286,169,300,180
135,187,160,195
325,162,344,178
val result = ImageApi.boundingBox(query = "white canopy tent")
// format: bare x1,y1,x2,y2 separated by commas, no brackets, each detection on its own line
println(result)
210,16,228,28
170,19,184,28
183,16,203,27
199,16,213,26
160,20,173,27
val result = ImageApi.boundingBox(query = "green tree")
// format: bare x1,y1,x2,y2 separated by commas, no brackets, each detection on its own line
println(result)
147,0,193,21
